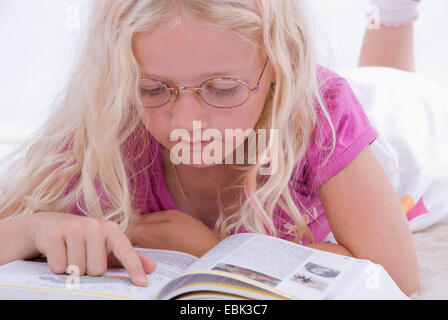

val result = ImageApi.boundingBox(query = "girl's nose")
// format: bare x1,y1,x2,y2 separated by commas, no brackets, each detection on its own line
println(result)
169,89,209,131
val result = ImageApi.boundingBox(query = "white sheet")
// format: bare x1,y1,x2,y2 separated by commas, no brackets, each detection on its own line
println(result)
339,66,448,232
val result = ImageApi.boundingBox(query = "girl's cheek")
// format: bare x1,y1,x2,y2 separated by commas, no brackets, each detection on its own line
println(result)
139,109,163,130
136,107,150,125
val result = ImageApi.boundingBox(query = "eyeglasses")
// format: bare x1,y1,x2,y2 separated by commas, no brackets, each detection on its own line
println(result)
138,58,269,109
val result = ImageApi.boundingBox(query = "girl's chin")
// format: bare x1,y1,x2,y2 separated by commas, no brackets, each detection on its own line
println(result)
168,154,231,168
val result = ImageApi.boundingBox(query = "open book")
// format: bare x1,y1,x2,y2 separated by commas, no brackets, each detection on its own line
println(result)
0,233,408,300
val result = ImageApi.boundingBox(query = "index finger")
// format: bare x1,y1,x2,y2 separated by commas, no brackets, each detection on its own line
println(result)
105,225,153,287
108,252,157,274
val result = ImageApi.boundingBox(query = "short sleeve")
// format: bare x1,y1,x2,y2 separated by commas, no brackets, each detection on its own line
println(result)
307,68,378,189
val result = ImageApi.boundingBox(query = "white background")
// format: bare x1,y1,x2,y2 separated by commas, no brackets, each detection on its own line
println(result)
0,0,447,160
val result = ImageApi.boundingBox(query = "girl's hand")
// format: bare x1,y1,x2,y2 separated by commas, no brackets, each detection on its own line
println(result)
130,210,220,257
30,212,157,287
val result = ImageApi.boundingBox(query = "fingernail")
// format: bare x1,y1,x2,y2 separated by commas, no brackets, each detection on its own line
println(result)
136,274,148,286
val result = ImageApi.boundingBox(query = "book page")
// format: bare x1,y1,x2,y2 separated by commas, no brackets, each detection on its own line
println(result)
0,249,197,300
164,233,406,300
323,259,368,299
275,246,356,299
184,233,254,270
188,233,355,299
346,262,409,300
135,247,198,279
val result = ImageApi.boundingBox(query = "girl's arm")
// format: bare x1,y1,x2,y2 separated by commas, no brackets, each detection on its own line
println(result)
314,146,419,297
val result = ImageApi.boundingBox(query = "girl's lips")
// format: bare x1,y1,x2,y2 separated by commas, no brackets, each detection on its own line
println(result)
177,137,215,148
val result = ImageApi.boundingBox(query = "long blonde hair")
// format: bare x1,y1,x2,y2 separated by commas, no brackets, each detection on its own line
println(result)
0,0,335,243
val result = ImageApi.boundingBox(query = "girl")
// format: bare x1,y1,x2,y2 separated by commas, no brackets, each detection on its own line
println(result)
0,0,419,296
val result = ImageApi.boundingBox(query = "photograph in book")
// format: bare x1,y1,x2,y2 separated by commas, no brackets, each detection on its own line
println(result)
211,263,281,287
287,261,343,293
290,273,328,292
304,262,341,278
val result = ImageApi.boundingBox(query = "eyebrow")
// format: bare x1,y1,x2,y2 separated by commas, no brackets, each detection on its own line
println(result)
140,70,243,82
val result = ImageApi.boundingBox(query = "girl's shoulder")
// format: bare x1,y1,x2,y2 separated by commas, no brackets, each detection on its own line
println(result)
294,65,378,191
316,64,342,89
316,64,355,104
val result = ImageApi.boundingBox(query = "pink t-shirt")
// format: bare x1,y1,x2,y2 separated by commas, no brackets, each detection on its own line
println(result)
69,65,378,244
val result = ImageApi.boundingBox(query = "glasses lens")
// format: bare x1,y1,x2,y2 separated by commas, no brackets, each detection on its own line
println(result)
139,79,171,107
201,79,249,108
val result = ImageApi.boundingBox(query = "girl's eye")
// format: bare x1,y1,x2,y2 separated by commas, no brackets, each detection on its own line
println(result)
139,86,165,97
207,86,240,97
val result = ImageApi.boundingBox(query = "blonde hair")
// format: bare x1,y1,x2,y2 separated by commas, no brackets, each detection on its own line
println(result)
0,0,335,243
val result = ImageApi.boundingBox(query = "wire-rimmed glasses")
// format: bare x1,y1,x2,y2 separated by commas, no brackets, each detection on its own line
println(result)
138,58,269,109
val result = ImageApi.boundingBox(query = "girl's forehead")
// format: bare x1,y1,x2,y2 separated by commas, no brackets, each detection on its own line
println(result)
133,11,260,60
133,23,263,84
134,24,258,57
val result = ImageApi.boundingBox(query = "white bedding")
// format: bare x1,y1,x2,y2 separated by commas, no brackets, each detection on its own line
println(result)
339,67,448,232
411,216,448,299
